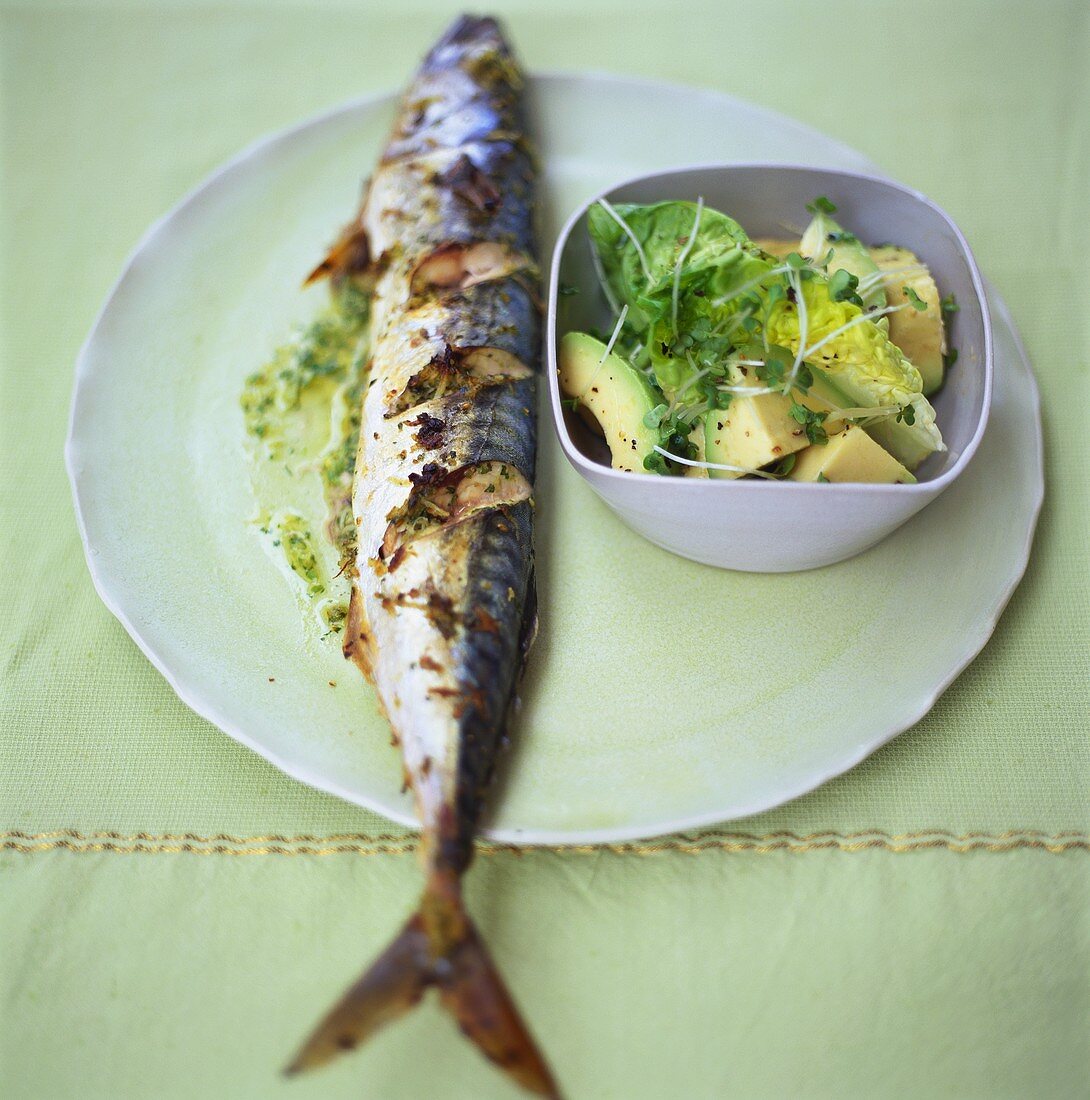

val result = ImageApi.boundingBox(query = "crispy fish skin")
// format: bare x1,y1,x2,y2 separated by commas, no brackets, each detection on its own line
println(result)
287,15,557,1098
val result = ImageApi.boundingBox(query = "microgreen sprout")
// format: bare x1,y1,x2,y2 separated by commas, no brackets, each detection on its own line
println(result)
769,453,797,477
600,303,629,362
788,402,829,445
643,403,669,429
577,304,629,401
856,264,928,294
806,196,838,215
671,196,704,337
822,404,901,423
828,268,862,304
782,267,810,393
589,233,622,315
651,445,785,479
903,286,928,311
597,198,652,285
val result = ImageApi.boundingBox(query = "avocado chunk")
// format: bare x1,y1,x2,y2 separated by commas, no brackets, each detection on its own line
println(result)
789,423,916,483
703,379,811,478
869,246,946,395
558,331,661,472
752,237,800,259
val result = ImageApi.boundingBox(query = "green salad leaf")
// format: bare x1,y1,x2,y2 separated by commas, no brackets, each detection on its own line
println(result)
587,200,772,335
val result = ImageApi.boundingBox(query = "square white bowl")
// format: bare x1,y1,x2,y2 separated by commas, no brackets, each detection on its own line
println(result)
546,164,992,572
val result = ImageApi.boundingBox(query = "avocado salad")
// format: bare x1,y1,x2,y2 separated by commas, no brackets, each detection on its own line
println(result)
559,196,957,483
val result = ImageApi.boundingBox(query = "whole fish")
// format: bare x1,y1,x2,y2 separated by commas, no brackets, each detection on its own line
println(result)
286,15,557,1098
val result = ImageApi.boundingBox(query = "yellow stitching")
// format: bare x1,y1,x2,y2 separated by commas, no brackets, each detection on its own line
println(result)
1,829,1086,857
2,829,413,845
5,827,1086,845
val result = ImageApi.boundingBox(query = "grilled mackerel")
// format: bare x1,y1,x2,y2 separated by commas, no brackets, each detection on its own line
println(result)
286,15,556,1098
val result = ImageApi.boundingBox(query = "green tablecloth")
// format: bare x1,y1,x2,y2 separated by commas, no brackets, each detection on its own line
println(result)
2,1,1087,1096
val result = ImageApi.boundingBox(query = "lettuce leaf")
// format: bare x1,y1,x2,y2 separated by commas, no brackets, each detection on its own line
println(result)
587,201,772,333
766,280,943,468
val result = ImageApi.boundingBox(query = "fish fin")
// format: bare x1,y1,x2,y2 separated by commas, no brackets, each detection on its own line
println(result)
284,912,430,1075
436,910,561,1098
304,216,372,287
284,884,561,1098
342,584,373,680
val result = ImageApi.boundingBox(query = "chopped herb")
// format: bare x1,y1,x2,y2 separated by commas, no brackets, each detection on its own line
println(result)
817,472,830,483
895,403,917,426
322,602,348,633
943,347,959,370
241,278,371,456
276,514,324,597
941,293,959,315
558,282,579,297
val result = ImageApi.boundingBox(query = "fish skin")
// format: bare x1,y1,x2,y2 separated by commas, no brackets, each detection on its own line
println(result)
367,140,537,261
381,16,526,163
288,15,558,1098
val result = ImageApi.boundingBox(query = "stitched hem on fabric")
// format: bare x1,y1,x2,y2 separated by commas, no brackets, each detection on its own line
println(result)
2,828,1087,856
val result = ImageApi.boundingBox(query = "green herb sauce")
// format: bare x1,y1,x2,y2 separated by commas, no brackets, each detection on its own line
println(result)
241,279,370,636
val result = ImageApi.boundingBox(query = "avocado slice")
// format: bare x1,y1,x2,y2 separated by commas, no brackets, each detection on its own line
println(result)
752,237,800,259
703,381,811,478
789,424,916,484
869,246,946,395
558,331,661,472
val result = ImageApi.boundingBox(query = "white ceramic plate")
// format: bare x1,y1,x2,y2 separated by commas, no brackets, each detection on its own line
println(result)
67,74,1043,844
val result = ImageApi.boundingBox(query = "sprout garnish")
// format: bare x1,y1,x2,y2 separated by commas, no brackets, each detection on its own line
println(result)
596,198,652,285
671,196,704,337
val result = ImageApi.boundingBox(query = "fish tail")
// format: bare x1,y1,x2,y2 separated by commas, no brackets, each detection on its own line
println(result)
284,871,561,1099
